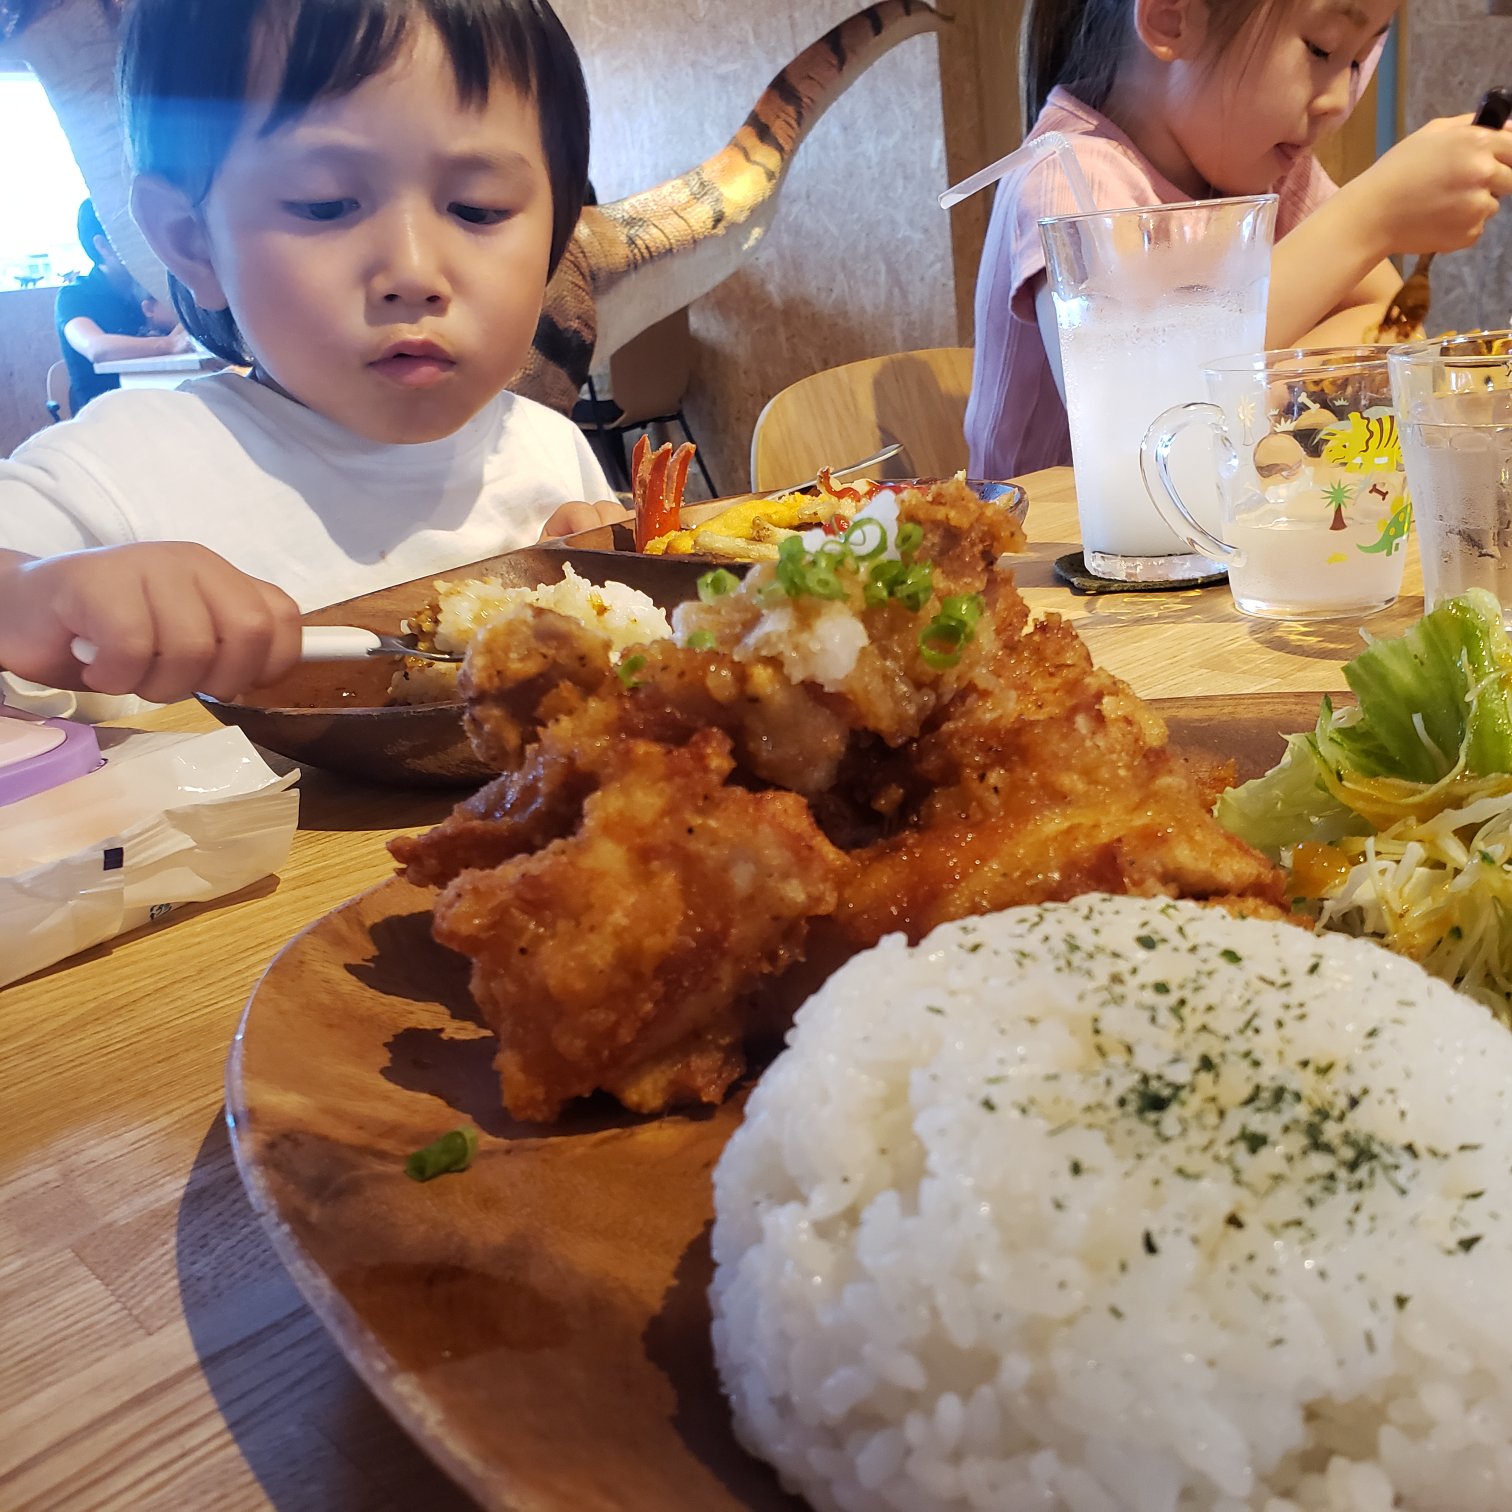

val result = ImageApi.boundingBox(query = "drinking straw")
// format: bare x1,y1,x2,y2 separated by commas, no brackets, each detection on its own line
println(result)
938,131,1097,213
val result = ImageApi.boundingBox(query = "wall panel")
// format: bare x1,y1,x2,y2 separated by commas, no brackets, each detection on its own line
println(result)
557,0,961,493
1402,3,1512,334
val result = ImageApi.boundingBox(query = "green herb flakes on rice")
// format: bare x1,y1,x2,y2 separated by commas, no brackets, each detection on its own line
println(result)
711,894,1512,1512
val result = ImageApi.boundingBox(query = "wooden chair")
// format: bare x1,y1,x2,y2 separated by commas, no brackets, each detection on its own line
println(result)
749,346,973,492
45,360,71,423
573,306,717,498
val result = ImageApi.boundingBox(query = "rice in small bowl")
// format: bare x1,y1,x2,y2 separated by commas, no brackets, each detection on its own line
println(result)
711,894,1512,1512
388,562,671,704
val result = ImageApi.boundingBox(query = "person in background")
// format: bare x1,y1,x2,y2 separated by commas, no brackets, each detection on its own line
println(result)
54,198,193,412
0,0,623,711
966,0,1512,480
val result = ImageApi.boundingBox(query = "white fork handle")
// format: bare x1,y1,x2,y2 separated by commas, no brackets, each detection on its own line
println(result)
299,626,384,660
70,626,385,666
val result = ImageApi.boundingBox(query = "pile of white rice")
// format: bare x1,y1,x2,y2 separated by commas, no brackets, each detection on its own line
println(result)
388,564,670,703
711,895,1512,1512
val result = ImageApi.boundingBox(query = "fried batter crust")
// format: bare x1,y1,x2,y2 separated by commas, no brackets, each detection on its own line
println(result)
393,480,1287,1121
428,729,845,1123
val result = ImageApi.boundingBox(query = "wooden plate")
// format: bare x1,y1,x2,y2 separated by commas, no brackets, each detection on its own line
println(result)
226,690,1330,1510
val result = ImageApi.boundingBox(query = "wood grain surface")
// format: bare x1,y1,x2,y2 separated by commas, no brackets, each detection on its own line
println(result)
0,468,1423,1511
225,692,1321,1512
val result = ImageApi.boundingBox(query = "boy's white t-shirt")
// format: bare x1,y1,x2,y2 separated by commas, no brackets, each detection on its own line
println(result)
0,371,614,611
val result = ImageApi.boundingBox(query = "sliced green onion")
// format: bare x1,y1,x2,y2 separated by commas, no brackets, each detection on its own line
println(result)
686,629,717,651
865,558,906,607
919,592,985,669
919,623,968,669
805,555,847,600
896,521,924,559
775,533,847,600
939,592,984,630
893,563,935,612
759,512,942,609
840,517,888,562
697,568,739,602
405,1126,478,1182
616,652,648,689
773,534,811,597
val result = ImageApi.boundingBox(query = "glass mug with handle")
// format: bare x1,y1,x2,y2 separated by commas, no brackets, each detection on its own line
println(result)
1140,347,1412,620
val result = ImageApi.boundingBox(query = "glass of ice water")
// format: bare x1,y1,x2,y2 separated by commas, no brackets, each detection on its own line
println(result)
1040,194,1277,583
1141,347,1411,620
1389,332,1512,619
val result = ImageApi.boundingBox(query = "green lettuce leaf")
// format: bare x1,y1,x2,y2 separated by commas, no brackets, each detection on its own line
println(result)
1214,717,1358,859
1217,590,1512,854
1326,588,1512,782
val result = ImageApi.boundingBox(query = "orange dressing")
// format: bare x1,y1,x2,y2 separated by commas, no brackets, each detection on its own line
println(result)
1290,841,1354,898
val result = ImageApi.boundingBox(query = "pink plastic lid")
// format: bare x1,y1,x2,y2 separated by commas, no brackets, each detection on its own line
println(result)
0,706,104,807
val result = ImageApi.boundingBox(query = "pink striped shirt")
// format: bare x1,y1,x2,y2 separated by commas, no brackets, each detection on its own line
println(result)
964,88,1338,480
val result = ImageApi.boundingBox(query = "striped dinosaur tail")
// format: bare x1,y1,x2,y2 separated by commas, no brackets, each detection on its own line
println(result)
517,0,943,412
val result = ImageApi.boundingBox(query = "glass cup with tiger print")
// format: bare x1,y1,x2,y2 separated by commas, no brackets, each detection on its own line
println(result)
1141,347,1411,621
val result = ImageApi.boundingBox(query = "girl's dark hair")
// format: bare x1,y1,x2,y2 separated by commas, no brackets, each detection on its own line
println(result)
1019,0,1284,137
120,0,589,363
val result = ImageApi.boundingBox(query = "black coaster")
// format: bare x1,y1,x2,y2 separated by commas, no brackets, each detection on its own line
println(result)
1053,551,1228,595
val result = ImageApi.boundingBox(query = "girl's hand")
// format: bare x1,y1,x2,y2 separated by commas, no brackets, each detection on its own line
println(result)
1358,116,1512,256
538,499,632,539
0,543,303,704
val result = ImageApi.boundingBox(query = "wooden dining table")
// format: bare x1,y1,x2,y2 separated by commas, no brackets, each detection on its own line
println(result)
0,466,1428,1512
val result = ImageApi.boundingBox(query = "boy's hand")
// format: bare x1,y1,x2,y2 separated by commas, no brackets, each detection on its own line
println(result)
538,499,632,539
0,543,303,704
1361,116,1512,256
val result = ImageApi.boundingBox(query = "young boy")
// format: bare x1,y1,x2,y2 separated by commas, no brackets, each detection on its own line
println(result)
0,0,621,709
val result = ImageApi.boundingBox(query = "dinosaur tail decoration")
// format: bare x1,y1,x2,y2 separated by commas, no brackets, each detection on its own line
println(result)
4,0,941,418
515,0,943,413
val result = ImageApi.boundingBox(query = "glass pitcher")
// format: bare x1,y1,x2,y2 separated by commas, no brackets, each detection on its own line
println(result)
1040,194,1278,583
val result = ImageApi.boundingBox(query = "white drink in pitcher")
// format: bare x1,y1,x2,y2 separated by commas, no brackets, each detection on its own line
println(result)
1041,194,1277,583
1144,346,1412,621
1061,293,1265,559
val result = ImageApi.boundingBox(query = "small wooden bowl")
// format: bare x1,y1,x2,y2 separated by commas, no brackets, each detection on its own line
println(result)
197,484,1027,787
197,547,719,787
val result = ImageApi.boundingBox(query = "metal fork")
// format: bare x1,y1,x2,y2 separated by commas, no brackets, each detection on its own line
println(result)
297,627,463,662
759,442,904,499
68,626,464,667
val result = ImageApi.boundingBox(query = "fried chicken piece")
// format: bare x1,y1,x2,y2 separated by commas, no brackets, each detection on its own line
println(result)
429,729,847,1123
461,603,616,771
825,753,1288,951
821,611,1287,950
389,746,597,888
399,481,1288,1122
393,632,860,885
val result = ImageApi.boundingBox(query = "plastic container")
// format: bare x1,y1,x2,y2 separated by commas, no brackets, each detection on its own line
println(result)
0,706,103,807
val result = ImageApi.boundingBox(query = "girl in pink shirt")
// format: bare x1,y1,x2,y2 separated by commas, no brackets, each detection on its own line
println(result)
967,0,1512,480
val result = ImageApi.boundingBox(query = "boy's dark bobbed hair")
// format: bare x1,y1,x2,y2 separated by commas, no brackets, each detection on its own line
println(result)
120,0,590,364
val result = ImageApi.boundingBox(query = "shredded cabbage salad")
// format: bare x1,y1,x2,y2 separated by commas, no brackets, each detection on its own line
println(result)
1217,589,1512,1017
